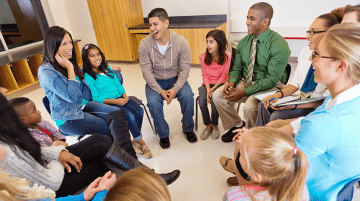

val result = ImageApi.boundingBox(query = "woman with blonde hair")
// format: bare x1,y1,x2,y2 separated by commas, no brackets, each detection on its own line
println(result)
105,167,171,201
277,23,360,200
224,127,309,201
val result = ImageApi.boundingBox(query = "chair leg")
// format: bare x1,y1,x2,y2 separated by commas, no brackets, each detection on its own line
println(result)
195,96,199,131
141,103,157,135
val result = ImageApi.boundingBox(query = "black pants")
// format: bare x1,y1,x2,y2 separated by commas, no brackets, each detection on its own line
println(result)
198,84,220,126
56,134,112,197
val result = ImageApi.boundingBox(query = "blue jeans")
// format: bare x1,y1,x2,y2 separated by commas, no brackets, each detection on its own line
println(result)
59,101,120,136
112,99,144,141
145,77,194,138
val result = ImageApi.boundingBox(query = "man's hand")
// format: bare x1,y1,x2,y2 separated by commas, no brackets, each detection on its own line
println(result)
222,82,235,96
224,88,246,102
52,140,68,147
160,90,170,103
58,150,82,173
165,89,177,105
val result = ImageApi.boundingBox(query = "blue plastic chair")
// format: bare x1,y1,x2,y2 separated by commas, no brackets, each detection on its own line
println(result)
337,177,360,201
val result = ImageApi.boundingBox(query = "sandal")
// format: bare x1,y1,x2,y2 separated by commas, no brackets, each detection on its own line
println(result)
220,156,236,175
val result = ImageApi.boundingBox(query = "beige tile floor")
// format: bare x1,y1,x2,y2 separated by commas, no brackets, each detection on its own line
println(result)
11,62,360,200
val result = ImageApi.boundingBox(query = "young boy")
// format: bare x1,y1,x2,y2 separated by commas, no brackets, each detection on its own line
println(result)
9,97,67,147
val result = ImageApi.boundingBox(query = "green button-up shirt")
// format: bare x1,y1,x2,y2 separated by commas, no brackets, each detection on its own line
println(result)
229,28,291,95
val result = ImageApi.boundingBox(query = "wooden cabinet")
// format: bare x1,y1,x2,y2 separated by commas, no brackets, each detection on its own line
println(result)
130,23,227,65
0,41,82,95
0,54,41,95
87,0,144,61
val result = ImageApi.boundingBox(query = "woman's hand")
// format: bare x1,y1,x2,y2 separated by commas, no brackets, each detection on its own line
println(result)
55,52,73,70
269,105,297,111
98,171,117,191
83,171,117,200
83,177,105,201
262,93,280,108
232,127,249,144
58,150,82,173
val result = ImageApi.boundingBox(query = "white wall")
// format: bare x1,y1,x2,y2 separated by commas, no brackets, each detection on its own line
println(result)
40,0,97,49
141,0,228,17
0,0,16,24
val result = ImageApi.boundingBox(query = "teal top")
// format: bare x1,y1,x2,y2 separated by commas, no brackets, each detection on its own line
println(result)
229,28,291,95
55,76,89,127
84,67,126,103
295,94,360,200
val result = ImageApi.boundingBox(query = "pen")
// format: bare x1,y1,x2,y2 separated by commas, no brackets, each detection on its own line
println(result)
265,98,275,103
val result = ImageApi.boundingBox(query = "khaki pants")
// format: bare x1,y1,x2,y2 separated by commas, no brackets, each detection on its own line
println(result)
212,80,284,130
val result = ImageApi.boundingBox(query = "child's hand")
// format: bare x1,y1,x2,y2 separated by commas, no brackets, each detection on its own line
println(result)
111,66,122,72
116,98,128,106
52,140,68,147
51,137,59,142
232,127,249,143
98,171,117,191
83,177,104,201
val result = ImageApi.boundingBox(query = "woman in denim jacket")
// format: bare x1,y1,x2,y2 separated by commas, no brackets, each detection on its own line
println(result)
38,26,136,158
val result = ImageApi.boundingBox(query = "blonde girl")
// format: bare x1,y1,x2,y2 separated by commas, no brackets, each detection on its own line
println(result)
105,167,171,201
225,127,309,201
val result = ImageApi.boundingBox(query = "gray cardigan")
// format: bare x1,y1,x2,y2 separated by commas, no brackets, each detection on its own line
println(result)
0,142,65,191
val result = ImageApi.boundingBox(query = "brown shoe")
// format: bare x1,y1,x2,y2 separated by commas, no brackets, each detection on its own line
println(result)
132,141,143,154
219,156,236,175
227,176,239,187
141,145,153,159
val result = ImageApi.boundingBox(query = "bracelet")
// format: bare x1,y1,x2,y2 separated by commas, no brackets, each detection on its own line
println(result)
276,90,284,98
292,105,297,110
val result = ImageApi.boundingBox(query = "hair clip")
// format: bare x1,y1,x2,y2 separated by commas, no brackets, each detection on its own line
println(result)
293,147,298,155
85,45,89,50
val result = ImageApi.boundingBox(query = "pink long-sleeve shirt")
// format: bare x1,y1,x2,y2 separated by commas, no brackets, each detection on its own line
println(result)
200,51,231,85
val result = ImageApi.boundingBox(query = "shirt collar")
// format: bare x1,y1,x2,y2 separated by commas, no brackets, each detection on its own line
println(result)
253,28,270,43
325,83,360,109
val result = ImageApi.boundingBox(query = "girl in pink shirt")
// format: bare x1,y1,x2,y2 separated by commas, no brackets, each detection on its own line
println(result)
199,30,231,140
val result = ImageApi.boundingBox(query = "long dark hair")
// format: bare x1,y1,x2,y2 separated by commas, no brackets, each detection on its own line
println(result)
81,43,113,80
42,26,84,80
204,29,228,66
0,94,47,167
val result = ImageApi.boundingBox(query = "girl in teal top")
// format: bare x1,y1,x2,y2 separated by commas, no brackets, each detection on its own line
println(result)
82,44,152,159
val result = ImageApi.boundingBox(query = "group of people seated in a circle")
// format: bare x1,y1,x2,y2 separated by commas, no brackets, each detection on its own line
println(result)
0,2,360,200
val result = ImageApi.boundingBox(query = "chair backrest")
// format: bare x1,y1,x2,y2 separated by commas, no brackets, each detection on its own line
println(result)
337,177,360,201
42,96,51,114
285,63,291,85
113,70,123,85
228,55,235,75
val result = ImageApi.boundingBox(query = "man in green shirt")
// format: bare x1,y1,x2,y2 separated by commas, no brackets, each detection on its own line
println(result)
213,2,290,142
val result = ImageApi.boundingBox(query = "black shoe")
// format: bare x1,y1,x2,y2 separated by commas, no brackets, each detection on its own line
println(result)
158,170,181,185
184,131,197,143
159,137,170,149
221,122,246,143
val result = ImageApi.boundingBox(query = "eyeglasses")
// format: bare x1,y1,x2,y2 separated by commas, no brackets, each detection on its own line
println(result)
306,30,327,36
311,51,339,60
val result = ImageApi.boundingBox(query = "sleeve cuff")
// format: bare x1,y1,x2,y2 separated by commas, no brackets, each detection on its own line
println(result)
290,117,305,134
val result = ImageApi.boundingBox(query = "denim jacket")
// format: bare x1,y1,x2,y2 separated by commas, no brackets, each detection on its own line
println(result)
38,62,92,120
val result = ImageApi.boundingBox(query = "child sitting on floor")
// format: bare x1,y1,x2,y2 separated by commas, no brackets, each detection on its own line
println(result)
9,97,67,148
225,127,309,201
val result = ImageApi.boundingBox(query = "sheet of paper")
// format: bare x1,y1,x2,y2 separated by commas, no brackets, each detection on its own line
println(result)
276,97,326,107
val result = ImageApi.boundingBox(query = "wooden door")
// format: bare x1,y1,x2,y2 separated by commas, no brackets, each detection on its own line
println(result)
87,0,113,59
